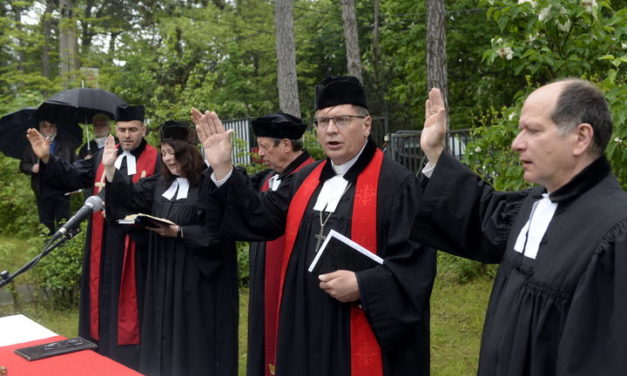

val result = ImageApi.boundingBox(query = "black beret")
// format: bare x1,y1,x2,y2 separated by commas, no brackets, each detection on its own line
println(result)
160,120,191,142
315,76,367,110
116,105,145,122
252,112,308,139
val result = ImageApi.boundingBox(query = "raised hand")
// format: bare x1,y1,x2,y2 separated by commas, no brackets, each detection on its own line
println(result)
193,109,234,180
102,135,118,167
102,135,118,182
26,128,51,163
421,88,448,164
190,107,203,127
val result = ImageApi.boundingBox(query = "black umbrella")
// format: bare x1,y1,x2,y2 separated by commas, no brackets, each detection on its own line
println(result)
0,108,82,159
34,88,127,124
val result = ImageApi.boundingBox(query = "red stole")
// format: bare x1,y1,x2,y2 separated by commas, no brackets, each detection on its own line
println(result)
89,144,158,345
279,149,384,376
260,157,314,376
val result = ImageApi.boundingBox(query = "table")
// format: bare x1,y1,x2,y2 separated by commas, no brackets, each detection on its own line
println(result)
0,314,142,375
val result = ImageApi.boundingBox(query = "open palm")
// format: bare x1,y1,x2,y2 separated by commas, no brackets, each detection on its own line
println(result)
26,128,50,161
102,135,119,167
421,88,448,163
192,109,234,175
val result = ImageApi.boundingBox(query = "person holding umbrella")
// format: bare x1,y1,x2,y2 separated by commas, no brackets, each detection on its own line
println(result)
78,113,117,160
26,105,160,371
19,119,77,235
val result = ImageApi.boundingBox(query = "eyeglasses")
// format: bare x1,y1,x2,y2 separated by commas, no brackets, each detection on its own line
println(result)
257,142,276,152
313,115,366,129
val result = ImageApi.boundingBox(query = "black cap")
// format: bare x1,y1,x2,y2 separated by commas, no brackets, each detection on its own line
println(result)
160,120,191,142
116,105,145,122
315,76,367,110
252,113,308,139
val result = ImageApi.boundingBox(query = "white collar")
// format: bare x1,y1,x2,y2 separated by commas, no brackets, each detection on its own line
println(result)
95,136,108,148
513,193,558,259
114,151,137,175
330,140,367,176
162,177,190,200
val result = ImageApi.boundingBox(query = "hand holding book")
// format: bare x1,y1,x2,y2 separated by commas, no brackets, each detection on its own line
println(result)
117,213,175,227
311,230,383,303
117,213,181,238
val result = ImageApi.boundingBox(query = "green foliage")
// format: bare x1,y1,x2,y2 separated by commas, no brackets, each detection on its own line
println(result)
437,252,498,284
464,103,532,191
303,128,324,160
27,221,86,309
469,0,626,189
236,241,250,287
0,155,41,237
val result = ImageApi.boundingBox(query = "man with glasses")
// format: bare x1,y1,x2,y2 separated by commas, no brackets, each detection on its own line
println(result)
245,112,315,376
195,76,436,376
78,113,117,160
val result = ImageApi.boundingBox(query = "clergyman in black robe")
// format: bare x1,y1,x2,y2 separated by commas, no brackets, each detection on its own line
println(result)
104,121,238,376
245,113,314,376
26,106,159,370
413,80,627,375
193,76,436,376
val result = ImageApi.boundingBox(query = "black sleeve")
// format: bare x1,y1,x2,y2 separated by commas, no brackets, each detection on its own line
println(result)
105,169,157,220
19,149,37,175
211,166,292,242
411,152,528,263
357,173,437,352
39,154,97,192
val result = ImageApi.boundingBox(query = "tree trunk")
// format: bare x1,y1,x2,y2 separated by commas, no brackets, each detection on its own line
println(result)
108,31,120,58
10,3,24,73
81,0,96,52
426,0,448,110
41,0,56,80
274,0,301,118
59,0,80,88
370,0,389,118
340,0,362,82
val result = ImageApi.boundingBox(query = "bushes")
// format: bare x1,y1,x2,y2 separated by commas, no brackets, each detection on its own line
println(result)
28,222,85,309
0,155,40,237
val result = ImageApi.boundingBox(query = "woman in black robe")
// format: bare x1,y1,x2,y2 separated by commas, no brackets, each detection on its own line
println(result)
102,125,238,376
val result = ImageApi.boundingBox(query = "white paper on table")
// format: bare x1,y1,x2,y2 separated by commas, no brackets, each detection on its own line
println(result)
0,314,57,346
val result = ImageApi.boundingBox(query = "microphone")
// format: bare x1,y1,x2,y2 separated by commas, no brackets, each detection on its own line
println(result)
51,195,104,240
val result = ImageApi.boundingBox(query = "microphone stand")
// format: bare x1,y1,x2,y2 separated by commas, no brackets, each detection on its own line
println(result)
0,228,81,288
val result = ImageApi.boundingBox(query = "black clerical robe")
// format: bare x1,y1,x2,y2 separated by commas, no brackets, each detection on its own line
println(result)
412,153,627,376
216,140,436,376
107,170,238,376
247,151,314,376
40,139,159,370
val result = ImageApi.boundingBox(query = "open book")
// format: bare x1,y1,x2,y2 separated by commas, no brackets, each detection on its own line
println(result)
117,213,175,227
308,229,383,275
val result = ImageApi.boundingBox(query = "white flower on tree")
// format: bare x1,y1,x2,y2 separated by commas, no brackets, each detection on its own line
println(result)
497,46,514,60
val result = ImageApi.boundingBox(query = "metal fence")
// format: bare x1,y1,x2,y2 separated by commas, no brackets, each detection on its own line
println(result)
223,119,253,165
388,129,472,173
221,116,467,174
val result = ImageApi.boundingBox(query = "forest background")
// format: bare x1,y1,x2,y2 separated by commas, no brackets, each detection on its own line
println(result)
0,0,625,375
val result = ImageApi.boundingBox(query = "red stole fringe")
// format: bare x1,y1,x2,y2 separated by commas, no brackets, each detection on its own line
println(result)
89,145,158,345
